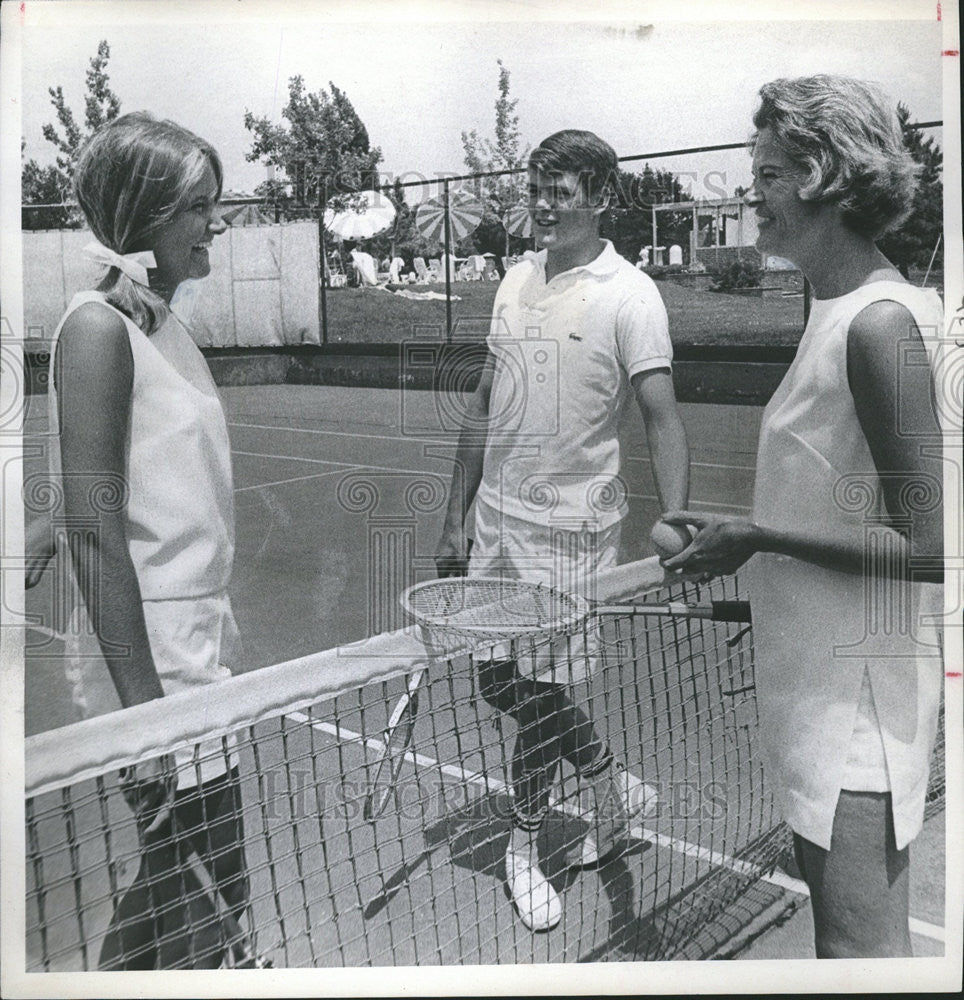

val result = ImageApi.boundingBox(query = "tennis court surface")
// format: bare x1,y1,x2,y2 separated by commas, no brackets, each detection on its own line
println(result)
21,384,946,967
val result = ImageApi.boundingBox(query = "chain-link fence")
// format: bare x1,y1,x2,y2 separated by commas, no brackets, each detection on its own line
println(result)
21,122,942,350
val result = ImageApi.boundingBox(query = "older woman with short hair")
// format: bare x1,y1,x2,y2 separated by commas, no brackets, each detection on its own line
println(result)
660,75,944,958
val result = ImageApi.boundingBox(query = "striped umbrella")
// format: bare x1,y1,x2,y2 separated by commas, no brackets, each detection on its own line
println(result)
502,204,533,239
221,203,271,227
415,191,483,245
323,190,396,241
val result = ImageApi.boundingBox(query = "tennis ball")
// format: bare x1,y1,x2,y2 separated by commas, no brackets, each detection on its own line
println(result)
650,520,691,559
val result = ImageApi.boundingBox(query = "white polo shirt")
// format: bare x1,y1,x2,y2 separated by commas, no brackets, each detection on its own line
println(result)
476,240,672,530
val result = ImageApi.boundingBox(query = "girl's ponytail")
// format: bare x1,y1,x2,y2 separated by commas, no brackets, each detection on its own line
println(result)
95,265,170,336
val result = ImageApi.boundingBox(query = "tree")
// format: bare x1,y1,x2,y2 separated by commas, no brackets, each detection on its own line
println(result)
608,165,691,263
461,59,530,257
42,39,122,178
254,179,291,206
22,39,122,229
21,155,74,230
878,104,943,277
243,76,382,213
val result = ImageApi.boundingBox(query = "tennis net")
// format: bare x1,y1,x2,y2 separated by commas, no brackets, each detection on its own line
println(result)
22,561,944,969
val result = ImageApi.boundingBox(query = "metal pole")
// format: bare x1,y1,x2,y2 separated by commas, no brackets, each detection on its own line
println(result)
921,232,942,288
443,179,453,342
691,205,697,266
651,205,657,264
319,178,328,345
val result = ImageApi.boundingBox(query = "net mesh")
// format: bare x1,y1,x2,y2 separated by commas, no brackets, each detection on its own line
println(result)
23,568,945,969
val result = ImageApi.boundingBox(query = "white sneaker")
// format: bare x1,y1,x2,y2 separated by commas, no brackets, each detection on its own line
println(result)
571,766,658,868
504,843,562,931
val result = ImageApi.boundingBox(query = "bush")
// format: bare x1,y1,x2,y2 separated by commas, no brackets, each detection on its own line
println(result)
710,260,763,292
642,263,686,279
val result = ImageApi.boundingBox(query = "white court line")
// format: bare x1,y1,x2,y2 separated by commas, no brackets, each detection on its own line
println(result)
233,450,361,467
230,421,758,477
291,710,946,945
299,714,762,878
761,869,946,944
233,449,450,481
626,456,757,472
230,421,415,443
910,917,946,943
234,468,363,493
234,449,752,509
232,450,367,494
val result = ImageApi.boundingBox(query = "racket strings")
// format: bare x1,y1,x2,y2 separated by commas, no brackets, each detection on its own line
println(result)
403,578,588,653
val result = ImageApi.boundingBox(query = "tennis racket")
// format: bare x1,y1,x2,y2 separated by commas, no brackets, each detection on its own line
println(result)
171,816,273,969
363,669,426,821
362,557,751,822
362,538,473,820
402,559,750,656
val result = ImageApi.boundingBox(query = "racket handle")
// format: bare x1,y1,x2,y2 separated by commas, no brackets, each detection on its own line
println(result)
599,599,752,623
674,599,751,623
709,600,752,623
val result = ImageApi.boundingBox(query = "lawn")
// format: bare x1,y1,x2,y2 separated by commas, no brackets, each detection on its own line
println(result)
320,278,805,348
324,282,497,345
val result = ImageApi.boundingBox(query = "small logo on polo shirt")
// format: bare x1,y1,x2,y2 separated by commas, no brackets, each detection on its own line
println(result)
568,333,582,341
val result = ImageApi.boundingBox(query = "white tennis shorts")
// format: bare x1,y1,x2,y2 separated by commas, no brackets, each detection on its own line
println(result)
467,498,620,684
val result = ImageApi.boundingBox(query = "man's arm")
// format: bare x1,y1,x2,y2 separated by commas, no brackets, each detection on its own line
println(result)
435,350,496,576
631,367,690,536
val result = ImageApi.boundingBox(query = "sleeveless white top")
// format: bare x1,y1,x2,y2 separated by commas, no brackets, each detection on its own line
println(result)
49,292,239,785
746,281,943,851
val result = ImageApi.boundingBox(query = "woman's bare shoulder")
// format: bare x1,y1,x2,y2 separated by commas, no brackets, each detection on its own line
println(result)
56,300,134,391
60,299,129,343
849,298,919,346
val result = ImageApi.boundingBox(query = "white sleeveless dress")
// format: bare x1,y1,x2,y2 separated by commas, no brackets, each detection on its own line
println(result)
49,291,240,786
746,281,943,851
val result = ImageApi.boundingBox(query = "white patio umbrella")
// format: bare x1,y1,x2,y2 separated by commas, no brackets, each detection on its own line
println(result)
323,190,396,241
415,191,483,245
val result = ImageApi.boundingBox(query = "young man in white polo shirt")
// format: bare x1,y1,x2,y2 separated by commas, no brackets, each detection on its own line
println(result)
435,130,690,931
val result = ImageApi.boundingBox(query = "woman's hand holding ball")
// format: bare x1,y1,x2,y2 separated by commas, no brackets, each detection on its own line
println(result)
650,520,693,560
657,511,763,579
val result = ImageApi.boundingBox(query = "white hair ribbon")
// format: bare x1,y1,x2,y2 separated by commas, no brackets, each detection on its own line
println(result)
83,241,157,287
170,279,202,326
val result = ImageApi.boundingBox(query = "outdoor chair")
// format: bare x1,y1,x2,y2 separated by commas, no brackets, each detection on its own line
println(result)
457,255,484,281
324,260,348,289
